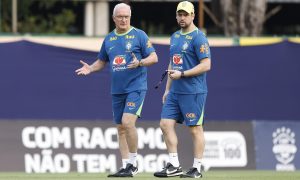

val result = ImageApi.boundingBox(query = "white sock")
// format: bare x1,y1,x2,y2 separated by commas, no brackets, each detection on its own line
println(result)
193,158,202,172
122,159,129,169
128,152,137,167
169,153,180,167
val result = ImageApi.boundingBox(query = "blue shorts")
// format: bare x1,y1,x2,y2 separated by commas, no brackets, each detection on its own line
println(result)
161,92,207,126
112,91,146,124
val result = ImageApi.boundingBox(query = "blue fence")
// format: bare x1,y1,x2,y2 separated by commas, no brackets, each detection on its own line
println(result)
0,40,300,120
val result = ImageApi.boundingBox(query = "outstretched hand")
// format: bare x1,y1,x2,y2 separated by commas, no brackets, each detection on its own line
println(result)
127,53,140,69
75,60,92,75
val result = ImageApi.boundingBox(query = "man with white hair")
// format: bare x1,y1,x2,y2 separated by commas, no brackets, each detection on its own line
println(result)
76,3,158,177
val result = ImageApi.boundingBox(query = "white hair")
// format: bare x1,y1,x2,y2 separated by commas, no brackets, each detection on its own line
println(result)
113,3,131,17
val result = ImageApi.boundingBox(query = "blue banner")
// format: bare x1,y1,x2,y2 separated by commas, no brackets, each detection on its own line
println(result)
0,40,300,121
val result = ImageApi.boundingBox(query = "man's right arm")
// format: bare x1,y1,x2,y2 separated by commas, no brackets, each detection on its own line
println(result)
90,59,107,72
163,62,172,104
75,59,107,76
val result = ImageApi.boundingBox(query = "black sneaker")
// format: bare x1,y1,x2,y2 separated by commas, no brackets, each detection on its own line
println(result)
107,168,126,177
154,163,183,177
117,163,138,177
180,168,203,178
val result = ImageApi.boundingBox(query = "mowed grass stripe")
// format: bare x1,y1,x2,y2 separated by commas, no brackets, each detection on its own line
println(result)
0,171,299,180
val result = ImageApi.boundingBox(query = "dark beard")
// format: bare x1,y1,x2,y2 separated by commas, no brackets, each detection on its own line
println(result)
178,22,187,28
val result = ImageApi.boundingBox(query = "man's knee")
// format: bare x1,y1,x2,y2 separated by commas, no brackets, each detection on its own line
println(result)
117,125,126,135
122,113,137,129
160,119,174,132
159,120,167,130
189,125,203,135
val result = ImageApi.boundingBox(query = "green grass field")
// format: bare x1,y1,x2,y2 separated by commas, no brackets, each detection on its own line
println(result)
0,171,299,180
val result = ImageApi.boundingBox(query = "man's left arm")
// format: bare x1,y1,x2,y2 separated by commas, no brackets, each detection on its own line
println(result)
183,33,211,77
168,58,211,79
138,52,158,67
139,30,158,67
127,51,158,69
181,57,211,77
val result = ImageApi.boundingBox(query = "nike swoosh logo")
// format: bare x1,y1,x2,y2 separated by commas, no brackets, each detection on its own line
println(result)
109,46,115,52
166,169,177,174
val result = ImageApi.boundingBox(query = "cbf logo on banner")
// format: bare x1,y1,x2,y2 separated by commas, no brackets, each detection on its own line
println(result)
254,121,299,171
272,127,297,170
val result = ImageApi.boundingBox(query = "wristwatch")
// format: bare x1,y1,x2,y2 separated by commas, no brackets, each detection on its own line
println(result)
181,71,185,78
139,61,143,67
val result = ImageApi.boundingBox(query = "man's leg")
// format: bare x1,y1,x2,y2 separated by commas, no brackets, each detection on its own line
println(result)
107,125,129,177
179,93,206,178
108,113,138,177
160,119,177,155
108,94,129,177
160,118,182,167
121,90,146,168
154,119,183,177
116,91,144,177
189,125,205,166
179,125,204,178
122,113,138,165
112,113,139,177
117,124,129,168
159,92,180,157
154,92,183,177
